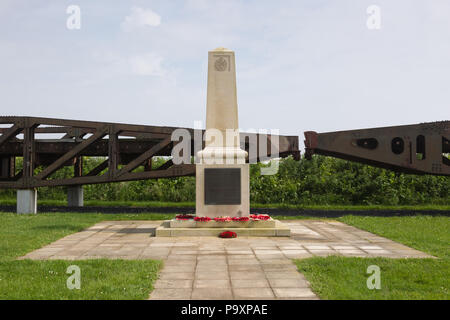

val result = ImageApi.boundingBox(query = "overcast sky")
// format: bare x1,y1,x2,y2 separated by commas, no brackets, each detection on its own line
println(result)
0,0,448,149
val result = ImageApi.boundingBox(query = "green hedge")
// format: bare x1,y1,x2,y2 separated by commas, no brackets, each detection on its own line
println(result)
0,156,448,205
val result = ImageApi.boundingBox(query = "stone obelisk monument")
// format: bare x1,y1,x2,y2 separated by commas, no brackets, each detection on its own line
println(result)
155,48,290,237
196,47,249,218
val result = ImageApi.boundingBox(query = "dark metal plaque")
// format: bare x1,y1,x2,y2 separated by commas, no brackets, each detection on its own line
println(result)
204,168,241,205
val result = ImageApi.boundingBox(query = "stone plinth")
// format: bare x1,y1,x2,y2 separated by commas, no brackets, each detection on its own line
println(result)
169,218,276,229
156,219,290,237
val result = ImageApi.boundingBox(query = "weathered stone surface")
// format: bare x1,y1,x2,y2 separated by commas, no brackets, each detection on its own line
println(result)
196,48,249,218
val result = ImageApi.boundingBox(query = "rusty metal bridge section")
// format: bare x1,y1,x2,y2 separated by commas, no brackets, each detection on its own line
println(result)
0,116,300,189
304,121,449,176
0,116,448,213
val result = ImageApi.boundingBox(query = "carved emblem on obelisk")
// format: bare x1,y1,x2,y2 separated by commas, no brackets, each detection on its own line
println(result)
214,56,227,72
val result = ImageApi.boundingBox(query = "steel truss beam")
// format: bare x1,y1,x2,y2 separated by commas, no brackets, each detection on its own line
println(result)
0,116,300,189
304,121,449,176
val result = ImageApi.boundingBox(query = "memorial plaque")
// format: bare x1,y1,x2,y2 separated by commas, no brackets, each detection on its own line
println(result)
204,168,241,205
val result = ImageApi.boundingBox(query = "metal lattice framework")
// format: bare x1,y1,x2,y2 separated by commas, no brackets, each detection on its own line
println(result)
0,116,448,193
0,116,300,189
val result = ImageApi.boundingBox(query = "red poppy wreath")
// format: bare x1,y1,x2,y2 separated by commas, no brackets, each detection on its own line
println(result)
175,214,194,220
219,231,237,238
194,216,211,222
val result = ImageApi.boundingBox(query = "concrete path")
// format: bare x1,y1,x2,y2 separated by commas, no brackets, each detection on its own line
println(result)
20,220,432,300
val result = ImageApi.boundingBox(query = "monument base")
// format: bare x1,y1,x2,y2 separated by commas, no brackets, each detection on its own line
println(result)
155,219,290,237
196,163,250,218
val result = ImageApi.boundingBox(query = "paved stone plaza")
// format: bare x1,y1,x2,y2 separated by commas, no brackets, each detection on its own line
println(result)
20,220,432,300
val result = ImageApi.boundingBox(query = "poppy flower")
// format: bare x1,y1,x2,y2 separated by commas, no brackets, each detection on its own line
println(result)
219,231,237,238
175,214,195,220
214,216,231,222
194,216,211,222
250,214,270,221
231,216,250,222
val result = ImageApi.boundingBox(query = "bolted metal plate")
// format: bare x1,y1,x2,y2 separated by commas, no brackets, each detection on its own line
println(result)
204,168,241,205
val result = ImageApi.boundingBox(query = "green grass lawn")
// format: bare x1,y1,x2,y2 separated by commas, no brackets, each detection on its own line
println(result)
1,198,449,211
1,211,449,300
340,216,449,258
295,216,450,300
0,212,165,300
0,259,161,300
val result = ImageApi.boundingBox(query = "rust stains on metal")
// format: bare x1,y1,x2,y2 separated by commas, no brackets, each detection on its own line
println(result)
0,116,300,189
304,121,450,176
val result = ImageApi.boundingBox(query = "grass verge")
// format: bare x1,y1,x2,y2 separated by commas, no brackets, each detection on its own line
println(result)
339,215,449,258
296,256,448,299
295,216,450,299
0,212,164,299
0,259,161,300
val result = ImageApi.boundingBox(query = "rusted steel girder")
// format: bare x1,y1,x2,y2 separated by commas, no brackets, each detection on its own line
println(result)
304,121,450,176
0,116,300,189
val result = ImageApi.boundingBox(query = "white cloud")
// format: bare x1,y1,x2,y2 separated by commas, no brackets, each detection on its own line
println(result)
129,53,166,76
121,6,161,31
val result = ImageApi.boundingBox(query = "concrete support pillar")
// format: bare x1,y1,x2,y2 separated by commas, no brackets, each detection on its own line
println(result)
17,189,37,214
68,185,83,207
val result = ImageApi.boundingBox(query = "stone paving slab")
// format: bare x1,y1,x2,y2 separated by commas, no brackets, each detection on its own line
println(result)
19,219,433,300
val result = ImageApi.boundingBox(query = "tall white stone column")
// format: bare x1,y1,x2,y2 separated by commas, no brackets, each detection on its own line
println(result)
196,48,249,218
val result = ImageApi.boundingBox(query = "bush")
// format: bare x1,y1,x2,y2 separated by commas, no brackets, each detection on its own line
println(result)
0,156,448,205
